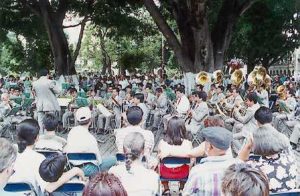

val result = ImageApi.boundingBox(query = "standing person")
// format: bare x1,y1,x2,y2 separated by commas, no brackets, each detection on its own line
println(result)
0,138,17,192
32,69,61,133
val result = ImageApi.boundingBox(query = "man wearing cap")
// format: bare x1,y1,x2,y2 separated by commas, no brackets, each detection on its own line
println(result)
64,107,116,176
183,127,241,195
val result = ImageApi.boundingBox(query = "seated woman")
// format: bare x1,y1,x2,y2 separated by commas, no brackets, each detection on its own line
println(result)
83,172,127,196
109,132,159,196
158,116,193,195
222,163,269,196
247,107,297,193
9,119,46,194
159,116,232,159
39,154,85,194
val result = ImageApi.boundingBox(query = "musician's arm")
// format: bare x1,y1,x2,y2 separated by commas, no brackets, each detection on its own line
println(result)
235,110,253,124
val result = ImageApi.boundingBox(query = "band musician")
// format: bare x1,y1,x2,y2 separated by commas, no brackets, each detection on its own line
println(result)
185,91,209,136
98,87,122,131
151,87,168,131
163,87,190,130
226,92,260,145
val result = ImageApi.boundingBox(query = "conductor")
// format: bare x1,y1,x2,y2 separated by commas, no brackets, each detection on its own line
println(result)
32,69,61,133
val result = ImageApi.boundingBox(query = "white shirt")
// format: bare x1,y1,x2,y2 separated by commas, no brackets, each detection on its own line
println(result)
176,95,190,115
115,126,154,155
138,103,149,125
109,163,159,196
10,148,46,192
65,125,102,164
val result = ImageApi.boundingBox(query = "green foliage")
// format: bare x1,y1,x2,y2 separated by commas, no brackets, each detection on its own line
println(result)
228,0,300,70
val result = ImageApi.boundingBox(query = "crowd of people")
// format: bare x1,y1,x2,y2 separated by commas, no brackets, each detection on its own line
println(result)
0,68,299,195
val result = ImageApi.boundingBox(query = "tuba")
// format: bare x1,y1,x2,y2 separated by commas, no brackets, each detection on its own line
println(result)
231,69,244,87
196,71,211,85
213,70,223,84
277,85,286,100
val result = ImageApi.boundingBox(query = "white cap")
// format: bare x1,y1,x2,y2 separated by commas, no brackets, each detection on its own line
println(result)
76,107,91,122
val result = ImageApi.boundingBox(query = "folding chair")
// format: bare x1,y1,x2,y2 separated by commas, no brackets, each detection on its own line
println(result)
116,153,146,163
159,157,191,182
249,154,261,162
4,182,37,196
270,190,300,195
48,181,85,196
195,157,203,164
66,152,100,172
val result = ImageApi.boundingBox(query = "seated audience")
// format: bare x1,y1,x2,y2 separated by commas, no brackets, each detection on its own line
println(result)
35,113,66,151
10,119,46,193
183,127,240,195
39,154,85,193
0,138,17,192
83,172,127,196
222,163,269,196
247,106,296,193
115,106,154,156
158,116,192,195
65,107,116,176
109,132,159,196
159,116,233,159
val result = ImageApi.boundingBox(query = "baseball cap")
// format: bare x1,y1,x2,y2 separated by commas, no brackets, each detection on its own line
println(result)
201,126,233,150
76,107,91,122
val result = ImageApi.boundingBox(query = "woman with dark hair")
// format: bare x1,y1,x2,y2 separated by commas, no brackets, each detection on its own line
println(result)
83,172,127,196
10,119,46,193
158,116,192,195
109,132,158,196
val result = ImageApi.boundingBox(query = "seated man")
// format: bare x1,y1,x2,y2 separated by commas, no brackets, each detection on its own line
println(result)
183,127,240,195
62,87,78,129
231,92,260,140
35,113,67,151
0,138,17,192
65,107,116,176
163,87,190,130
132,93,149,128
151,88,168,131
115,106,154,156
39,154,85,194
185,91,209,136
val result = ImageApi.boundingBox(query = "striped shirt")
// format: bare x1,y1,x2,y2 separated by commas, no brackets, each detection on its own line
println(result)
183,155,240,196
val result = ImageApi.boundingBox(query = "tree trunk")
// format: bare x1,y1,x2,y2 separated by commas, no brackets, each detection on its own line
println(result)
34,0,76,76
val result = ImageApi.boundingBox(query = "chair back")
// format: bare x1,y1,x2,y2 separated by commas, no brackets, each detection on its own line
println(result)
66,152,99,166
50,181,85,195
116,153,146,163
4,182,37,196
159,157,190,182
249,154,261,162
270,190,300,195
196,157,203,164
